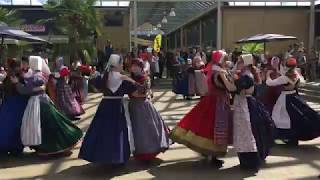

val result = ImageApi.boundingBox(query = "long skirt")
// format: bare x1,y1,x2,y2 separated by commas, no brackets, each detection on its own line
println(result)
70,76,85,104
56,79,85,118
0,96,28,154
47,77,57,105
170,94,232,156
273,91,320,141
79,99,130,164
233,95,274,170
83,78,89,100
188,71,208,96
129,98,170,160
32,95,83,155
173,72,189,96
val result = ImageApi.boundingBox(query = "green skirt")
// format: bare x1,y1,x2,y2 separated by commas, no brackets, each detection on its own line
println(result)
33,101,83,155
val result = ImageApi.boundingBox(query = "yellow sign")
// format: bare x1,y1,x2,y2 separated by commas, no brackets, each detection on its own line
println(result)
153,34,162,53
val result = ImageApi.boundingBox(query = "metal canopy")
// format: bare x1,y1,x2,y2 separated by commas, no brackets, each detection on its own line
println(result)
137,1,216,34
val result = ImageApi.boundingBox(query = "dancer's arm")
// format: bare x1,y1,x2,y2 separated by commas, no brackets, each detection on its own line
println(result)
266,71,288,86
219,72,237,92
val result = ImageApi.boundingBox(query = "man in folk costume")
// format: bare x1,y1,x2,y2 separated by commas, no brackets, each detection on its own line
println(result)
170,50,236,168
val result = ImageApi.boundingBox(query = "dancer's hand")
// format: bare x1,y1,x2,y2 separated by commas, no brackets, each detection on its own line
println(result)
10,76,18,83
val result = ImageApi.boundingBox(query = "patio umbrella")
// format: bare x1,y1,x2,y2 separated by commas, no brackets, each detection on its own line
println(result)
237,34,297,53
0,25,49,45
236,34,297,44
236,34,297,53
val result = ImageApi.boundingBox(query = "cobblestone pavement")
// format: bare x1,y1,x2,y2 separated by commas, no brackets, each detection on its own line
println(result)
0,80,319,180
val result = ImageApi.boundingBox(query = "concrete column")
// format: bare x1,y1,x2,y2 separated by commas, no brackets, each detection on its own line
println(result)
199,20,202,48
129,4,133,50
180,27,183,49
174,32,178,49
309,0,315,55
133,1,138,48
216,0,222,50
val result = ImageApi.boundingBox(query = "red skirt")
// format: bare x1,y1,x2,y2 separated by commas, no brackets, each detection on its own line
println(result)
170,95,229,156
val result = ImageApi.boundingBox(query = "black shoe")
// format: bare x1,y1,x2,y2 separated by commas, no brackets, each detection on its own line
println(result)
71,117,81,121
210,157,224,168
284,139,299,146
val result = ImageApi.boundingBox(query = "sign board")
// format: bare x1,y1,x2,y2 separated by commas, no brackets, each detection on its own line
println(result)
21,24,46,33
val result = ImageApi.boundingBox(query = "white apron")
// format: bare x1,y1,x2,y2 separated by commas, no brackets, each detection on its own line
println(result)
272,90,296,129
233,95,257,153
21,95,42,146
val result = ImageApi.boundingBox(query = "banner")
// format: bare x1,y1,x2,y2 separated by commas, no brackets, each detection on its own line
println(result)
153,34,162,53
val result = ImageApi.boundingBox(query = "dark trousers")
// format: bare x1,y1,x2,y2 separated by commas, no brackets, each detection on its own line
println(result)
159,61,164,78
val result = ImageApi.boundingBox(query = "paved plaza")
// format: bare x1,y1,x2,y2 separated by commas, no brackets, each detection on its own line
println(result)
0,80,320,180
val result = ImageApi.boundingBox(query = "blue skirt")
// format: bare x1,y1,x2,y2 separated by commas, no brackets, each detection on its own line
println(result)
78,99,130,164
0,96,28,153
277,93,320,141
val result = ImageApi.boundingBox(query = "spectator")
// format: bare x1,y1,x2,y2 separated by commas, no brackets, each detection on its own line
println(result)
158,48,166,78
105,40,113,63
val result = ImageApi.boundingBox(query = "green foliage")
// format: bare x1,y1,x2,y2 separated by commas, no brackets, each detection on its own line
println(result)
241,43,264,54
41,0,102,63
0,7,24,27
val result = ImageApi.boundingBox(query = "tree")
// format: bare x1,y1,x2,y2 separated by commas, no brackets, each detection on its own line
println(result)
41,0,102,63
0,7,24,27
241,43,264,54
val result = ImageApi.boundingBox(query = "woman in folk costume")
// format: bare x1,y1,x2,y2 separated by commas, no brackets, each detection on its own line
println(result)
18,56,82,156
233,70,274,171
78,64,91,101
79,54,140,165
188,56,208,97
266,57,320,146
173,58,192,100
258,56,283,113
55,57,85,120
0,59,31,155
128,58,170,161
170,50,236,167
70,61,85,104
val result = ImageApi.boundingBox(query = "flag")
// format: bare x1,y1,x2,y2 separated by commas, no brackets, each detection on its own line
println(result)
153,34,162,53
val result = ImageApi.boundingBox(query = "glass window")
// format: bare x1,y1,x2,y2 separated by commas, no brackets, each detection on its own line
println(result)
119,1,130,7
266,2,281,6
31,0,47,5
297,2,311,6
12,0,31,5
234,2,250,6
281,2,297,6
101,1,118,7
0,0,11,5
250,2,265,6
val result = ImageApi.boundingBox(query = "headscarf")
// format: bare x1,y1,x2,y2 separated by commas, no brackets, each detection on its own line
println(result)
105,54,123,93
211,50,227,64
55,57,64,71
29,56,42,71
271,56,280,69
241,54,253,66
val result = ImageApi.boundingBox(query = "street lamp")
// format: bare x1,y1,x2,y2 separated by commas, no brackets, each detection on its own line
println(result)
169,8,176,17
